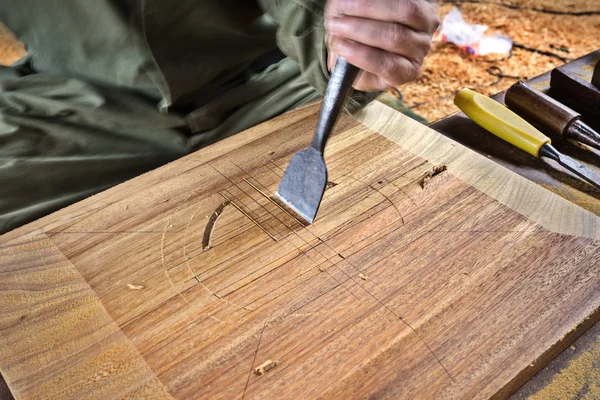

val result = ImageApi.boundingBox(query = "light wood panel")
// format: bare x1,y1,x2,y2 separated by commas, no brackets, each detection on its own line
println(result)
1,101,599,399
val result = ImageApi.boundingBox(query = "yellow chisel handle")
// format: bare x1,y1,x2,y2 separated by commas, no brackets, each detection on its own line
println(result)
454,88,551,157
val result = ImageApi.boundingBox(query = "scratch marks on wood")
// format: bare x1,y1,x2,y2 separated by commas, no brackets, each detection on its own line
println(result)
202,200,231,251
419,165,448,189
367,183,405,225
158,191,201,325
184,196,253,312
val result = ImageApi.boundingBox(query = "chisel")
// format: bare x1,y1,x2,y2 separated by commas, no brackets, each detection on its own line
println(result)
454,88,600,189
505,81,600,151
276,58,359,224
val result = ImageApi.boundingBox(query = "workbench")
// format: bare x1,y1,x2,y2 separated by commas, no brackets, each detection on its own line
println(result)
0,52,599,399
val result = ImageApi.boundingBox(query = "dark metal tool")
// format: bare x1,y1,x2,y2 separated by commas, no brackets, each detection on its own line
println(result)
538,144,600,189
505,81,600,151
276,58,359,224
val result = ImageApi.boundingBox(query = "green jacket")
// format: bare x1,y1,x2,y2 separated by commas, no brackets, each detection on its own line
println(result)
0,0,385,234
2,1,377,139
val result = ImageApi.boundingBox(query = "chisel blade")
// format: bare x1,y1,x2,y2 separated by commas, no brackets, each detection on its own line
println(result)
540,143,600,190
568,120,600,151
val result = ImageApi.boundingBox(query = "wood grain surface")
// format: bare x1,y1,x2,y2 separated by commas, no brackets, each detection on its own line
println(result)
1,101,599,399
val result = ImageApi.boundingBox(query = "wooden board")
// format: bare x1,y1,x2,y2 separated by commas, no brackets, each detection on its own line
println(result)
1,101,599,399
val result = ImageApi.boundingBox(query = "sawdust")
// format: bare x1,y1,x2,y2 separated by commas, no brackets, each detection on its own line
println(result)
254,359,278,376
529,334,600,399
539,182,600,217
399,0,600,122
1,1,598,124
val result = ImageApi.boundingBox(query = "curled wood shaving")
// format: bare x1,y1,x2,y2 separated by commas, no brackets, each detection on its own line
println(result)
127,284,145,290
254,359,278,376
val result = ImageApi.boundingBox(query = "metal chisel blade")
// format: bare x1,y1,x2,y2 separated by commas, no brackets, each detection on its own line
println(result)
540,143,600,190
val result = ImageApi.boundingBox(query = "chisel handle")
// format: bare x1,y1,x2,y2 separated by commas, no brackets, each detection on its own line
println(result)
505,81,579,138
454,88,550,157
311,58,359,153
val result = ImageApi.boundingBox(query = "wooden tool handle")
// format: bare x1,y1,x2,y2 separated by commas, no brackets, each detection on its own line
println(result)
505,81,579,138
311,58,359,153
454,88,550,157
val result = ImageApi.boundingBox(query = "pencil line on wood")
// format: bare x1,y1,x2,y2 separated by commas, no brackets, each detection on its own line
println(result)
243,322,267,400
243,177,307,227
343,257,457,383
208,162,280,242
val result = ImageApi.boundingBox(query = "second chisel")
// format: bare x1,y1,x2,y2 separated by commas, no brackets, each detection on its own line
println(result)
505,81,600,151
454,88,600,190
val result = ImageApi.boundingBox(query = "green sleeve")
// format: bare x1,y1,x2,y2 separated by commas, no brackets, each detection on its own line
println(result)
257,0,379,113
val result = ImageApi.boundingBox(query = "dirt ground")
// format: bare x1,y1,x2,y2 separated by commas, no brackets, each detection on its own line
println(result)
402,0,600,121
1,1,599,122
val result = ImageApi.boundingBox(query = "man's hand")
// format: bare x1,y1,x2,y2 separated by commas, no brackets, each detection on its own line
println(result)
324,0,440,92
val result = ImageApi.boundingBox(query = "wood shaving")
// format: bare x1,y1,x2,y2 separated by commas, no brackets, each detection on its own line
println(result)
254,359,278,376
127,284,145,290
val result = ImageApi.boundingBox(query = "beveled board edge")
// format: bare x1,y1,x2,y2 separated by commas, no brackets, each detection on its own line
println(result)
354,102,600,239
